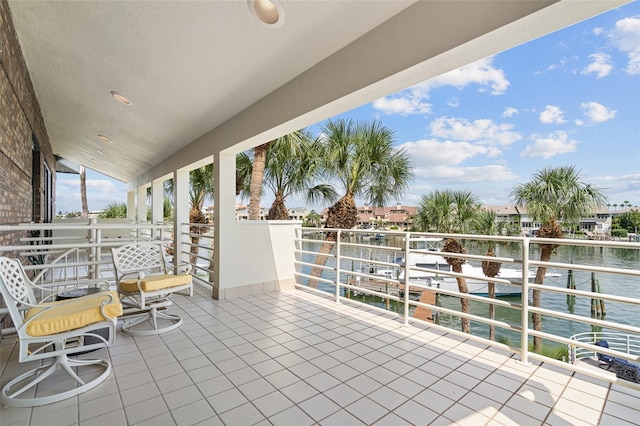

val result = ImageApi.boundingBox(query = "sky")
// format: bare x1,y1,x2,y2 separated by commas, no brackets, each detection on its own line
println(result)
56,2,640,214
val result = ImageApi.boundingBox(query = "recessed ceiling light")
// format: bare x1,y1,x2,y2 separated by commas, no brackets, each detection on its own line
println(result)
110,91,132,106
98,134,111,143
248,0,284,27
91,158,101,164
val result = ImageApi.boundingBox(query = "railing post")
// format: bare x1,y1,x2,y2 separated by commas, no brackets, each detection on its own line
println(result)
336,230,342,304
403,231,410,326
520,237,530,364
88,218,98,280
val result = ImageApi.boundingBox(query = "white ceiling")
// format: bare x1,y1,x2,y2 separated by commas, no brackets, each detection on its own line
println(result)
8,1,630,186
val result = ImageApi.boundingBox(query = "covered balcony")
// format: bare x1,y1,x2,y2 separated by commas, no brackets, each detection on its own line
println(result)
1,0,639,424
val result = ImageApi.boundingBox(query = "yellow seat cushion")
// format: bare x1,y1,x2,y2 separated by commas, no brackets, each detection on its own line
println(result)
24,290,123,337
119,274,191,293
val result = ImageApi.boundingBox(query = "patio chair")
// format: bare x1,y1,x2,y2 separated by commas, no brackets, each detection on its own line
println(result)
111,242,192,336
595,340,615,370
0,257,122,407
613,358,640,383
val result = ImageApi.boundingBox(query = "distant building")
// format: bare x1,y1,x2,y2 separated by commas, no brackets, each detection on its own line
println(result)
231,203,622,236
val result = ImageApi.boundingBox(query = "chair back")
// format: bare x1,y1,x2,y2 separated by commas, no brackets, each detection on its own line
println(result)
0,257,38,329
111,243,168,280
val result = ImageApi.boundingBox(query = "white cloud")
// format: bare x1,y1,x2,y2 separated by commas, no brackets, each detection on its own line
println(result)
428,57,510,95
593,27,604,36
502,107,518,118
372,94,431,115
447,97,460,108
581,53,613,78
400,139,490,167
411,165,518,185
521,131,579,159
55,176,127,213
373,57,509,115
429,117,522,146
580,101,617,123
539,105,566,124
608,16,640,75
537,58,569,74
575,119,585,126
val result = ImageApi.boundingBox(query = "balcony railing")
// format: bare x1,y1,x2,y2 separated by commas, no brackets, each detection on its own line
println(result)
294,228,640,390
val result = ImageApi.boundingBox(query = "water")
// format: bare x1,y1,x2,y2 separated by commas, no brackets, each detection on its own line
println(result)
298,234,640,345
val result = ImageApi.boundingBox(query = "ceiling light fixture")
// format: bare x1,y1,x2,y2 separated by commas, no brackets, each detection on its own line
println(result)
248,0,284,27
97,134,111,143
110,91,132,106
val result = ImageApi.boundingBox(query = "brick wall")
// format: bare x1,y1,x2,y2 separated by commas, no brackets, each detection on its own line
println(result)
0,0,55,249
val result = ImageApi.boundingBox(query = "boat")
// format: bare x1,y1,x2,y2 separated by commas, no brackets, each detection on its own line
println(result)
398,237,560,296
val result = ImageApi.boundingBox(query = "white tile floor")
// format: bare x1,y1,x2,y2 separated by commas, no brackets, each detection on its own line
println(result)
1,283,639,425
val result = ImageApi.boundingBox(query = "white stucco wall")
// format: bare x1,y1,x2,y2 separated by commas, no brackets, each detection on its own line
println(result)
215,221,300,299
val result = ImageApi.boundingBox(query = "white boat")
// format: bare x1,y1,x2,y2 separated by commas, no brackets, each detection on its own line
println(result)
399,237,560,296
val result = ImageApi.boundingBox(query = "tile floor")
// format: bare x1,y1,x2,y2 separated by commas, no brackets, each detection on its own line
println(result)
1,283,639,425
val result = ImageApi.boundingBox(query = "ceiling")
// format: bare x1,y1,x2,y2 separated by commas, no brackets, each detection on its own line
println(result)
8,1,630,186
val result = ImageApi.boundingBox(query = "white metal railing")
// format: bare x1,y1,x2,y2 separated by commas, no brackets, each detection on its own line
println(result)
569,331,640,364
0,220,178,335
180,222,214,286
293,227,640,390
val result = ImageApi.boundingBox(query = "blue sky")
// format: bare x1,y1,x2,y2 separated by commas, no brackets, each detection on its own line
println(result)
57,2,640,214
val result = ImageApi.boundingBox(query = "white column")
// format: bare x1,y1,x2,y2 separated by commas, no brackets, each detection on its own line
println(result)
127,191,136,223
137,186,147,223
151,178,164,239
151,178,164,222
174,168,190,271
213,149,236,299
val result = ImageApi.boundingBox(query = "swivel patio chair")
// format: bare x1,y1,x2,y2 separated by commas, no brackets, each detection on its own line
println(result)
613,358,640,383
595,340,615,370
111,242,192,336
0,257,122,407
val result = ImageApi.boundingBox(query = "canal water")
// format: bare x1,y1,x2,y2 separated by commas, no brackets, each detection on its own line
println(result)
298,235,640,346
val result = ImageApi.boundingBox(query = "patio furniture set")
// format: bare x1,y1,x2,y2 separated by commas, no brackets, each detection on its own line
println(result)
0,242,193,408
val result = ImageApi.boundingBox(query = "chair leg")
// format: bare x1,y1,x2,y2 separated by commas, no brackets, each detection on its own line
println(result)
120,306,182,336
1,354,111,408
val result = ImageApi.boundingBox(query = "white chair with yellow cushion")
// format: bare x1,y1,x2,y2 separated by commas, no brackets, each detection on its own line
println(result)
111,242,192,336
0,257,122,408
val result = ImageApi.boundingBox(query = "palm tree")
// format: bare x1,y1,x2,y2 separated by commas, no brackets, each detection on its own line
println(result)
238,130,337,220
473,209,507,340
415,189,479,333
164,164,214,264
511,165,606,352
80,165,89,218
248,142,270,220
308,119,413,286
303,210,322,227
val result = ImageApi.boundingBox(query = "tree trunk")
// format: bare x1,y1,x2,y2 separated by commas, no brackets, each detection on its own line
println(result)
488,282,495,340
532,219,562,352
443,238,470,333
249,142,270,220
80,165,89,219
452,263,470,333
189,206,207,267
307,194,357,288
532,244,554,352
481,248,500,341
267,194,289,220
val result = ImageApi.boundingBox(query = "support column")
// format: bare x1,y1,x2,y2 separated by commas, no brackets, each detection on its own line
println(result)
174,168,190,272
213,149,236,300
152,178,164,239
127,191,136,223
137,186,147,223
